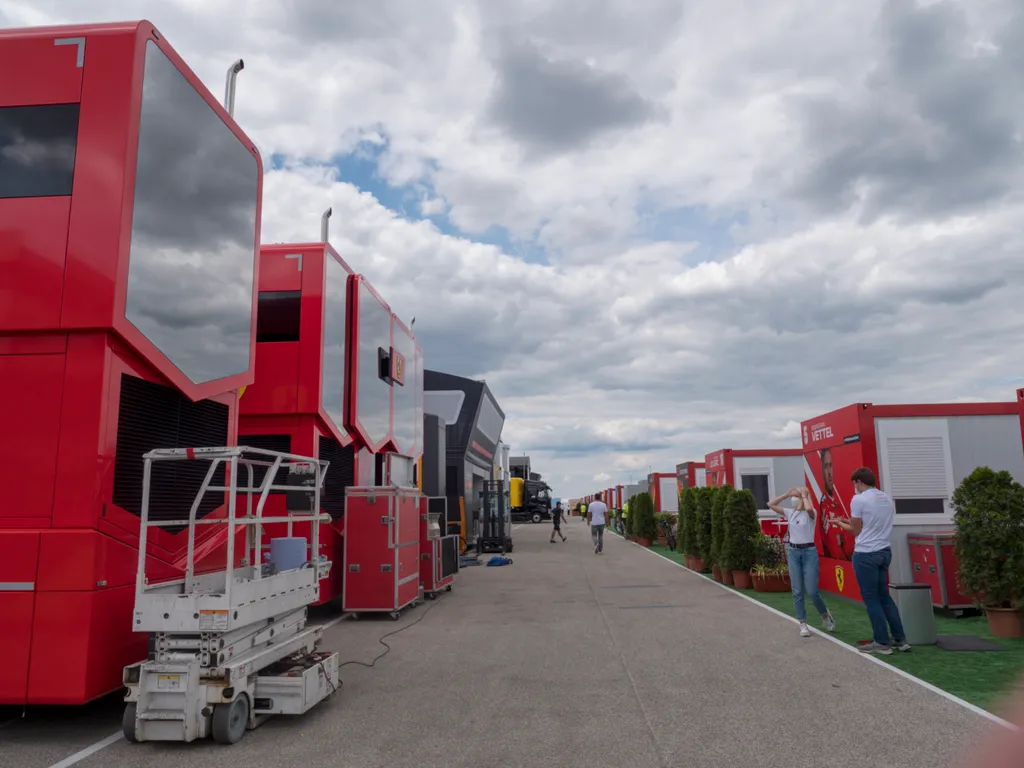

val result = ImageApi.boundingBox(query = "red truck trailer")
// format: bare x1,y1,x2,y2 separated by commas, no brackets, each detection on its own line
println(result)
0,21,262,705
801,400,1024,601
675,462,706,493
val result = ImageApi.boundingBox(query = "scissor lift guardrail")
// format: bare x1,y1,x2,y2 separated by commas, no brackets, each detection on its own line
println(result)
122,446,339,745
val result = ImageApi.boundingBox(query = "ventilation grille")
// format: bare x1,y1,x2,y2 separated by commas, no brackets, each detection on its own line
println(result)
886,437,950,498
238,434,291,494
112,374,229,534
319,436,354,521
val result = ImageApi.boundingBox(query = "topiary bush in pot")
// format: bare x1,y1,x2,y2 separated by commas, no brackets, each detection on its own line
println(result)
632,492,657,545
953,466,1024,638
710,484,734,581
722,489,760,589
679,488,697,560
694,487,714,570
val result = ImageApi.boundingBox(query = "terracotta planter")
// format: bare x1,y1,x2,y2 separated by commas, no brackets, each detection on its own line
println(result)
722,569,735,586
732,570,753,590
712,566,722,582
637,536,653,547
986,607,1024,639
752,573,791,593
656,535,668,547
691,557,706,572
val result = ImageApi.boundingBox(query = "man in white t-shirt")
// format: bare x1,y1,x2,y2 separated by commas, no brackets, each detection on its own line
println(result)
831,467,910,655
587,492,608,555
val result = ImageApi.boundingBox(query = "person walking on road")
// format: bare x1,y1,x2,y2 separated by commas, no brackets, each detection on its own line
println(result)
550,501,567,543
768,487,836,638
587,492,608,555
830,467,911,655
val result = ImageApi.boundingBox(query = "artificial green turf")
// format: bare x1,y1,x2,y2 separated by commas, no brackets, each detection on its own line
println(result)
641,541,1024,714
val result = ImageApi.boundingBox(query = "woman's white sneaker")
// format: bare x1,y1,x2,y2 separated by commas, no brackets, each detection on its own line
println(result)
799,622,811,637
822,613,836,632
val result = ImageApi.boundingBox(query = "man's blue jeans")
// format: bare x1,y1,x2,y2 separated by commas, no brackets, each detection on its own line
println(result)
852,547,906,646
786,546,828,622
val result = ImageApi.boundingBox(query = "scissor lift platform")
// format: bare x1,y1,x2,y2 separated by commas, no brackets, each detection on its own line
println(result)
121,446,340,744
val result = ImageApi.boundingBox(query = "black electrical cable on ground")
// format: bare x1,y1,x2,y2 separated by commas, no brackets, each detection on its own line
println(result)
337,591,449,672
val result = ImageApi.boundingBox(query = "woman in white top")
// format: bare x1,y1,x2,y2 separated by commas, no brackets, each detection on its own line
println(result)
767,487,836,638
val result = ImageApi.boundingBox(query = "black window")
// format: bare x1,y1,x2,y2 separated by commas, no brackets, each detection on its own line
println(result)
0,103,80,199
741,473,771,510
256,291,301,342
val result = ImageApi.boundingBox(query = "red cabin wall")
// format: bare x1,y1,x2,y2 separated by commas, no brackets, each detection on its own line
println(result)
0,21,261,705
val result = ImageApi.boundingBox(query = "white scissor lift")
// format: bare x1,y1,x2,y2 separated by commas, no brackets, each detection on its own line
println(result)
122,446,339,745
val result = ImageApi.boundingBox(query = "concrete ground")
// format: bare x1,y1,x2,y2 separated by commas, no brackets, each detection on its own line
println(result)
0,520,1004,768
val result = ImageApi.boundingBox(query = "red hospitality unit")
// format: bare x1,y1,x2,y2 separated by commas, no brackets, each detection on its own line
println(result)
675,461,706,493
343,484,422,618
0,21,263,705
704,448,804,536
801,400,1024,601
648,472,678,512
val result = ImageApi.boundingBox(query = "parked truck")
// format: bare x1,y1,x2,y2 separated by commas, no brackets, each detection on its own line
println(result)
510,477,553,523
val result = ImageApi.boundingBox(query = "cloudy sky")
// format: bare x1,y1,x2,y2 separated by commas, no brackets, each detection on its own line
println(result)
8,0,1024,497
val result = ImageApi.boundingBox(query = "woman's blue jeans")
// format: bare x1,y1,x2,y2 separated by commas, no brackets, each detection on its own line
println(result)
787,545,828,622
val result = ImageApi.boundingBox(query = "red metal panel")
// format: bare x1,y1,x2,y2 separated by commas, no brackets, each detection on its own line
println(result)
28,583,145,704
0,593,35,703
0,352,65,519
0,198,73,330
0,27,84,106
242,341,300,416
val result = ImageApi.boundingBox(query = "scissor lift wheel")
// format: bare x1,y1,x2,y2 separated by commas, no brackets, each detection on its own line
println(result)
212,695,251,745
122,703,139,743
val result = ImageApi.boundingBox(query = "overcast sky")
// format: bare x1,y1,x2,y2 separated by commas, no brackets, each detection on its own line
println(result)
8,0,1023,498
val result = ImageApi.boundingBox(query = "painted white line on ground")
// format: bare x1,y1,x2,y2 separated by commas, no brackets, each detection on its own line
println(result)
633,542,1019,732
46,731,122,768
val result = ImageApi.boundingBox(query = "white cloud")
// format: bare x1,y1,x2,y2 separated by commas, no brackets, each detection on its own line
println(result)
6,0,1024,497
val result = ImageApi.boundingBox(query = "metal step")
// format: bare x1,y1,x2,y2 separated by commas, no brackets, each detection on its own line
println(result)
139,711,186,721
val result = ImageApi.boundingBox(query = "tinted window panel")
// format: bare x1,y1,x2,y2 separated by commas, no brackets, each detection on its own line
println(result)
356,281,391,446
256,291,301,342
0,103,79,199
412,347,423,455
391,320,416,454
741,474,770,510
126,41,258,385
322,257,349,435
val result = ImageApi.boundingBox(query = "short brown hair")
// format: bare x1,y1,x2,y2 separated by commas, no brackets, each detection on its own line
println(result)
851,467,876,487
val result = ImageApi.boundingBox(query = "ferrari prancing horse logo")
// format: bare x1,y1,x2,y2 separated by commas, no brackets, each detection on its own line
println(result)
834,565,845,593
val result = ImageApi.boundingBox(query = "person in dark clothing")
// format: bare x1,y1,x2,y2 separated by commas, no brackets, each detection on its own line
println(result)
550,502,567,543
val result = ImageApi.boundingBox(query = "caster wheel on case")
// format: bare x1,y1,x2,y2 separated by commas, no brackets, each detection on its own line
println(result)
390,612,400,621
445,585,452,592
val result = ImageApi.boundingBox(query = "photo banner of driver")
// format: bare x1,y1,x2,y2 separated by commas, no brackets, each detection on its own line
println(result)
801,405,881,602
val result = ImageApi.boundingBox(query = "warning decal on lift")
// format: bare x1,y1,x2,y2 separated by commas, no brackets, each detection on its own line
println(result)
199,609,229,631
157,675,182,691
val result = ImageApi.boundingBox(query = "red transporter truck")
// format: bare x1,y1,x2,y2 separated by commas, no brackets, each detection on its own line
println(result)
801,400,1024,602
704,448,804,536
0,21,263,705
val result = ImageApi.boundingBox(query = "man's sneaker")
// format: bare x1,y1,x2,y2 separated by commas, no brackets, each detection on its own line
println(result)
858,641,893,656
822,613,836,632
799,622,811,637
550,539,556,544
893,640,912,652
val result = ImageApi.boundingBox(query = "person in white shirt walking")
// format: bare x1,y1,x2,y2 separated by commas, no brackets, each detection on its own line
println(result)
587,492,608,555
830,467,910,655
768,487,836,638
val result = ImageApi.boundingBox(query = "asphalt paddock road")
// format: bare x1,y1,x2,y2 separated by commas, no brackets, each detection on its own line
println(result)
0,520,1001,768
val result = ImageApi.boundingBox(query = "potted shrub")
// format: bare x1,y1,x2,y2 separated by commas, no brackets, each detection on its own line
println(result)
694,487,714,572
750,533,790,592
654,512,670,546
679,488,697,567
953,467,1024,638
624,502,635,540
722,489,760,589
632,492,657,546
710,485,734,582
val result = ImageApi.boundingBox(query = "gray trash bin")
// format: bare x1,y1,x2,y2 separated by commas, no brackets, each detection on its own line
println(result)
889,583,937,646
